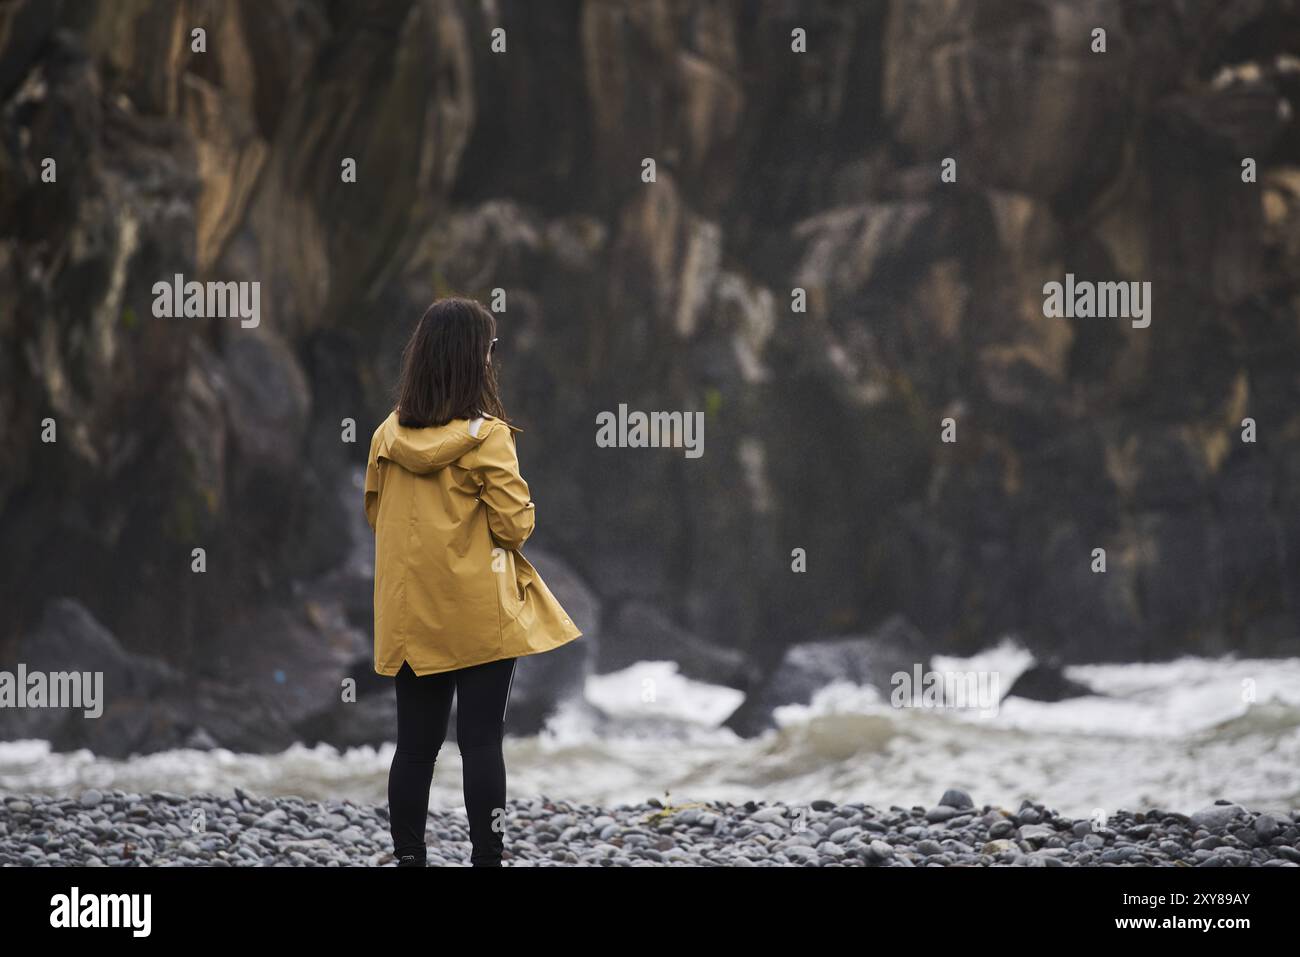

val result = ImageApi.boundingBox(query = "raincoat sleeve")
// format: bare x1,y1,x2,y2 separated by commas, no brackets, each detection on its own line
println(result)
472,422,535,550
364,429,381,531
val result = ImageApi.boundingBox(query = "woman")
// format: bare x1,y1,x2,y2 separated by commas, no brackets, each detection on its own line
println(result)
364,297,583,867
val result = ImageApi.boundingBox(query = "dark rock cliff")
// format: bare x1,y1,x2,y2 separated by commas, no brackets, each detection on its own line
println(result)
2,0,1299,751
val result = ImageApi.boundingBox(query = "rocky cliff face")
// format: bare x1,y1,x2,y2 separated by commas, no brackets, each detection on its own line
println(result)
2,0,1299,752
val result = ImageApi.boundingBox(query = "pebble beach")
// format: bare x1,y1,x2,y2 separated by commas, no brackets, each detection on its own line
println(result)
3,789,1298,867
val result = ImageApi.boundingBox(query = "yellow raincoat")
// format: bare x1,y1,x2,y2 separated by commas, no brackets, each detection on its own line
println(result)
364,410,582,676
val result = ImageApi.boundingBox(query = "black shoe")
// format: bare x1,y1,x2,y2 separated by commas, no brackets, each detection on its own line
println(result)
396,853,426,867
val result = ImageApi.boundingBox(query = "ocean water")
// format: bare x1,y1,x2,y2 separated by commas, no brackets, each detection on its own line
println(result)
3,642,1299,820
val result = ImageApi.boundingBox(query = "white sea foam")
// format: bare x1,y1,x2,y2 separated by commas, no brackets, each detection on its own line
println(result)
3,650,1298,820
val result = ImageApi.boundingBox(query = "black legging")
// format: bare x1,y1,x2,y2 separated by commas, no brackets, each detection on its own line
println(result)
388,656,517,866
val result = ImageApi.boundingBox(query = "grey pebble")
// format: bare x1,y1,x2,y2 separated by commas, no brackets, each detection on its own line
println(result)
0,790,1293,868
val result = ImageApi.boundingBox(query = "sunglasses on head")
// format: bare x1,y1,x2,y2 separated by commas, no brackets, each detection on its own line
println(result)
489,337,498,357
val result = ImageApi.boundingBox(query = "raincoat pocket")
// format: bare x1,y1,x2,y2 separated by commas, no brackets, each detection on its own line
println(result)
503,550,539,621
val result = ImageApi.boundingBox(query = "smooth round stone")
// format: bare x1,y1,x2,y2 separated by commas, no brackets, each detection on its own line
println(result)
989,820,1016,839
1019,824,1054,845
939,789,974,810
868,840,895,861
982,839,1018,855
1255,815,1279,841
1190,804,1245,832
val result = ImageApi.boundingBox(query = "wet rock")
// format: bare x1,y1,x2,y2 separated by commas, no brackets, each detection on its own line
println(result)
723,615,928,737
1004,661,1098,703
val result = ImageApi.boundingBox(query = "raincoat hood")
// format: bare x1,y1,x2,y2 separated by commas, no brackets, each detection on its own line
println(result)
374,410,521,475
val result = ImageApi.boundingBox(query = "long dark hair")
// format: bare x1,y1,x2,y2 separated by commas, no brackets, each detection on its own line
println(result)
394,297,509,428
